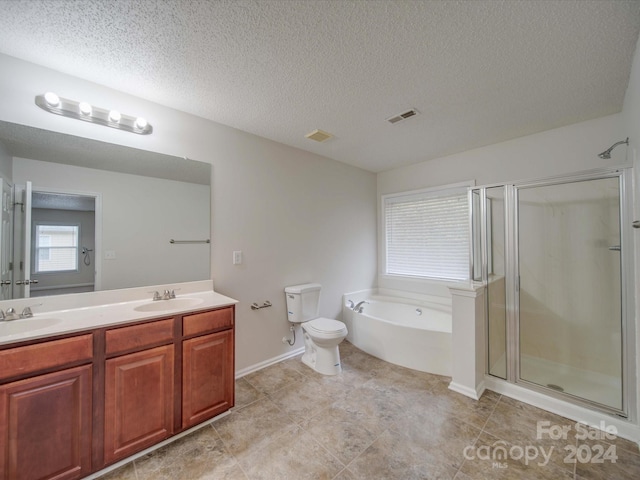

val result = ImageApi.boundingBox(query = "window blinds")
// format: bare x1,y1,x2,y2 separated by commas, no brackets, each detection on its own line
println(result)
384,189,469,280
35,224,79,273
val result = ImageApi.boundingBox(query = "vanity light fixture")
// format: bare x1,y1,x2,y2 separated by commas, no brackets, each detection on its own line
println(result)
78,101,92,116
43,91,60,107
35,92,153,135
108,109,121,123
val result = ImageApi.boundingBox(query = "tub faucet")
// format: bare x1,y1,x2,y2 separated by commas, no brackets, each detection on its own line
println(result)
353,301,369,313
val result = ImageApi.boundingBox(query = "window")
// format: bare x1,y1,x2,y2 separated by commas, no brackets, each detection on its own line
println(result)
383,184,470,280
34,224,79,273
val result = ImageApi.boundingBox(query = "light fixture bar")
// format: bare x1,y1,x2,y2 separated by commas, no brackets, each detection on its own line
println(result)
35,93,153,135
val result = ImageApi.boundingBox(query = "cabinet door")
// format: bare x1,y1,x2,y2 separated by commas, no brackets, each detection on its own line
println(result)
182,329,234,429
104,344,174,465
0,365,92,480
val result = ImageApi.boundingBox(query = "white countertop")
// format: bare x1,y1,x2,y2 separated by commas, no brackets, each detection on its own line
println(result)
0,284,238,346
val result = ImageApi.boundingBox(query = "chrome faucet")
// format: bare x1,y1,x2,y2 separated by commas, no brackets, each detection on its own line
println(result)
0,304,41,321
352,301,369,313
152,290,176,301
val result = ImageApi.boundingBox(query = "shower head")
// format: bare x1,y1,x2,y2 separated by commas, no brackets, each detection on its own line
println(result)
598,137,629,159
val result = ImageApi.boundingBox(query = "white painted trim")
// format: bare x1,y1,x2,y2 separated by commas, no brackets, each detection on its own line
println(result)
448,283,485,298
449,380,486,400
485,375,640,444
235,347,305,379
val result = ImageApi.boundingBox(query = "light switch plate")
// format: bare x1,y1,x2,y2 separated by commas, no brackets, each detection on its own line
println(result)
233,251,242,265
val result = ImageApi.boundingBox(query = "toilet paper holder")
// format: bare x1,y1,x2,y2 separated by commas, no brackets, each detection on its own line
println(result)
251,301,272,310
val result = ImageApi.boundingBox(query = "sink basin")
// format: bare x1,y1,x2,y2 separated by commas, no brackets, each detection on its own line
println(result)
133,298,204,313
0,317,63,335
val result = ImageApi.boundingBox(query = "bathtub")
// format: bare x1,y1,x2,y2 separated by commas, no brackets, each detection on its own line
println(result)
342,293,452,376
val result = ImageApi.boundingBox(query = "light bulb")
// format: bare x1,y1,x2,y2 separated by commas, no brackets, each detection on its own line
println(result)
79,102,92,116
108,110,121,123
135,117,148,129
44,92,60,107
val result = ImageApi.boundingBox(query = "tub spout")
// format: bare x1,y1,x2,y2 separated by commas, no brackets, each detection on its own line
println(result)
353,300,369,313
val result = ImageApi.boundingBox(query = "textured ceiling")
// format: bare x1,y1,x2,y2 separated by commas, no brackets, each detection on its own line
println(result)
0,0,639,173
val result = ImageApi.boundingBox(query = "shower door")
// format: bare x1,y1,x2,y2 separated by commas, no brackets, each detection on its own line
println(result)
516,175,624,412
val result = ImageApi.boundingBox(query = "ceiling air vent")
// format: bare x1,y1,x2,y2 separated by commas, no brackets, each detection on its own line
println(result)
305,129,333,142
387,108,419,124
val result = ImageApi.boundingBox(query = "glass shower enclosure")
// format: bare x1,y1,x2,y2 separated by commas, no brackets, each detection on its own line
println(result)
472,168,632,415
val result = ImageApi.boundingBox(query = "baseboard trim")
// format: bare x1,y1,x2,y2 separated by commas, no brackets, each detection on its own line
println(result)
235,347,305,379
448,381,485,400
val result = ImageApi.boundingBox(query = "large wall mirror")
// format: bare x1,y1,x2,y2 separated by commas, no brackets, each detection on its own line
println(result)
0,120,211,300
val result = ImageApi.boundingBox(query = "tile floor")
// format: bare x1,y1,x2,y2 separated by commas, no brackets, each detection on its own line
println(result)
99,341,640,480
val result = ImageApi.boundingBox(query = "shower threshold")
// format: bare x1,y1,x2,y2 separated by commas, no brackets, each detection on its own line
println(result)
520,354,621,411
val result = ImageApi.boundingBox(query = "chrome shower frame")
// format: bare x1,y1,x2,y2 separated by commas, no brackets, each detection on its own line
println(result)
470,166,636,420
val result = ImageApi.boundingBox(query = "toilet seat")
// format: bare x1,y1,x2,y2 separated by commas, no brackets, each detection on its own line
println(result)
304,317,348,339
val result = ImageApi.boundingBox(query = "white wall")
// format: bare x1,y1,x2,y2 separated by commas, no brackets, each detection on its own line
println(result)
378,114,627,195
0,142,11,180
0,54,378,371
621,32,640,429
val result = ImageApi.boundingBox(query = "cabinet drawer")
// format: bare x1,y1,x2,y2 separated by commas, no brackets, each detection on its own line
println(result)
183,307,233,337
0,334,93,381
106,318,174,356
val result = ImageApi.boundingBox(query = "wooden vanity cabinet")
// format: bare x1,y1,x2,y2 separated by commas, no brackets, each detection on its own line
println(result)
103,319,175,465
182,329,234,428
102,306,235,467
0,304,235,478
181,308,235,429
0,335,94,480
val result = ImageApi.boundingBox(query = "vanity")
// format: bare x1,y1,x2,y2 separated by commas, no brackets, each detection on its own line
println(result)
0,285,237,480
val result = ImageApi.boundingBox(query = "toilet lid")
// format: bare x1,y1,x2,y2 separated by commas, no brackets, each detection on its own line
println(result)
307,317,346,334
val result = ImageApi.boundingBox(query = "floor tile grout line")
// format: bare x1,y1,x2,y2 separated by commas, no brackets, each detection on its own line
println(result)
447,412,488,480
476,395,586,478
206,422,251,480
331,467,350,480
339,426,391,475
478,393,503,433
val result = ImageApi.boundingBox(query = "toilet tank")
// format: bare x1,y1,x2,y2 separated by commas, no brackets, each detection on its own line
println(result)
284,283,321,323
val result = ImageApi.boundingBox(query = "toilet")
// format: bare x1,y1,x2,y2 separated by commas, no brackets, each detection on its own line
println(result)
285,283,348,375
